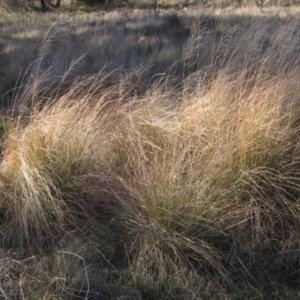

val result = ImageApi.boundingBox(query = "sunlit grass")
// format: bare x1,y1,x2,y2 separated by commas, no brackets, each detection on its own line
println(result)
1,3,300,299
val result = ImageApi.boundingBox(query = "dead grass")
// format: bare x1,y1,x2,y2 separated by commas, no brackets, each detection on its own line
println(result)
1,3,300,300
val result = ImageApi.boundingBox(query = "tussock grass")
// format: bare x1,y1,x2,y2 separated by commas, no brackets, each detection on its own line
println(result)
1,4,300,300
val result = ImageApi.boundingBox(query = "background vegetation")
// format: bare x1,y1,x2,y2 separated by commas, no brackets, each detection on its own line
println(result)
1,1,300,299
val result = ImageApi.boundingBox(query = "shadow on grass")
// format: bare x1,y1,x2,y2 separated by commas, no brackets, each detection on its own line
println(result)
1,6,300,105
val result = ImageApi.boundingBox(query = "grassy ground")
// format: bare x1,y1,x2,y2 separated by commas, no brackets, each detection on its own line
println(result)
1,3,300,299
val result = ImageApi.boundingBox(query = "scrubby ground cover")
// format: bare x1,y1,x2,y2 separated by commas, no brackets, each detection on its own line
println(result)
1,3,300,299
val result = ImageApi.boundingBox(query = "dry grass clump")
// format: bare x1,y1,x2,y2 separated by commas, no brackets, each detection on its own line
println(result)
1,63,300,298
1,4,300,300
